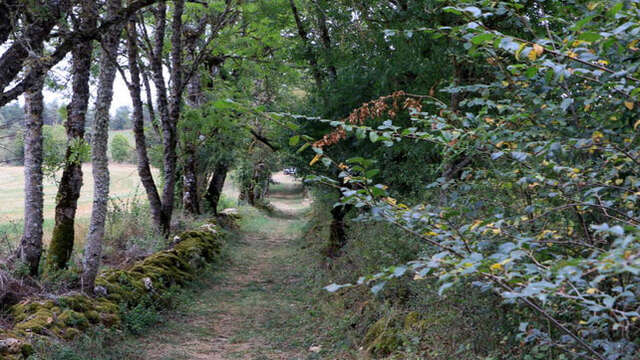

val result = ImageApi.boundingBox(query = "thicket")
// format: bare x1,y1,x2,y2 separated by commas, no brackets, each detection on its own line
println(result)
283,1,640,359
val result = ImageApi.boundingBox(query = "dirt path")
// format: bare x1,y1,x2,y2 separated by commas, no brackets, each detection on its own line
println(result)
136,174,313,360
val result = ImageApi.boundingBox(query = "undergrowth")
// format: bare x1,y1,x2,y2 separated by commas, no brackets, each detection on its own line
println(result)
277,188,527,359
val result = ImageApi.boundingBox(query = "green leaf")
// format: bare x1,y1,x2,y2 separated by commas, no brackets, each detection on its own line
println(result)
289,135,300,146
369,131,380,143
471,33,494,45
296,143,310,154
442,6,462,15
570,16,594,31
606,2,623,17
365,169,380,178
578,32,602,42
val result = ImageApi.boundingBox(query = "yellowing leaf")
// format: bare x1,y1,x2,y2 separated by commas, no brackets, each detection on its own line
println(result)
384,197,397,206
470,220,482,230
533,44,544,56
424,231,438,236
625,101,635,110
515,43,526,60
527,48,537,61
586,288,598,295
309,154,322,166
490,263,503,271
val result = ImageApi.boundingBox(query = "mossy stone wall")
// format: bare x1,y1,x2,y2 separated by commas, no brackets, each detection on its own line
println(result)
0,221,225,359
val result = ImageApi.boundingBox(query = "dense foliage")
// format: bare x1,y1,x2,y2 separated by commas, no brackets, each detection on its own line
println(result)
288,1,640,359
2,0,640,358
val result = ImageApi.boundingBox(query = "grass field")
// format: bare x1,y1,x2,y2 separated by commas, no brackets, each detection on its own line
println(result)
0,163,155,222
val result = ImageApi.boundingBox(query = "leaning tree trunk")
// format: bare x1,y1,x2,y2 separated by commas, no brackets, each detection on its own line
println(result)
46,2,96,272
16,53,45,276
81,0,122,293
205,162,228,215
158,0,185,233
127,18,163,230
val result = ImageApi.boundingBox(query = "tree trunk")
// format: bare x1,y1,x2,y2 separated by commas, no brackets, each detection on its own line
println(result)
312,0,336,80
325,204,352,258
182,39,203,216
16,54,45,276
0,1,62,93
289,0,324,92
81,0,122,293
158,0,185,233
127,17,163,230
0,0,18,46
182,145,200,215
205,162,228,215
46,2,96,271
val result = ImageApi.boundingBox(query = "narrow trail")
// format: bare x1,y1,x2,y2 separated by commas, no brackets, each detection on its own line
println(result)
136,174,314,360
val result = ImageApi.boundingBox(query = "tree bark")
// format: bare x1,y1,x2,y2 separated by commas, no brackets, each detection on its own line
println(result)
158,0,185,232
16,52,45,276
182,33,205,216
288,0,324,91
0,0,64,93
311,0,336,80
0,0,19,46
0,0,164,107
127,18,164,230
81,0,123,293
205,162,228,215
182,144,200,215
325,204,352,258
46,1,96,271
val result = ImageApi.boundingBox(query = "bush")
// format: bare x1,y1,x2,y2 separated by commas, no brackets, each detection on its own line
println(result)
103,194,163,261
43,124,69,174
109,134,131,163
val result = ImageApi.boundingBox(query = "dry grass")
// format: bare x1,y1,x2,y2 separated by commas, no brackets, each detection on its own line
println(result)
0,163,159,250
0,163,156,221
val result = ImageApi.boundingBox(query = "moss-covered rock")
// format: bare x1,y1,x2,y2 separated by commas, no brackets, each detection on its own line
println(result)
0,219,225,358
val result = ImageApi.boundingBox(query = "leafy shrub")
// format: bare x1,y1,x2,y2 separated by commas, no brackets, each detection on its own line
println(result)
104,193,164,259
300,2,640,359
119,301,160,335
109,134,131,163
43,124,70,175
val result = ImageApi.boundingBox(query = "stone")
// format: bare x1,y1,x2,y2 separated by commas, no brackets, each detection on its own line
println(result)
143,277,153,291
0,338,22,354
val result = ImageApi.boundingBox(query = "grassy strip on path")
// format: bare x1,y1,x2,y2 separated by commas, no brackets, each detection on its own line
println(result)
131,175,341,360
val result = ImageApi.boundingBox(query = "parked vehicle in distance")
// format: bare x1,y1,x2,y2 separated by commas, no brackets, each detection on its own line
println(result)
283,167,297,176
